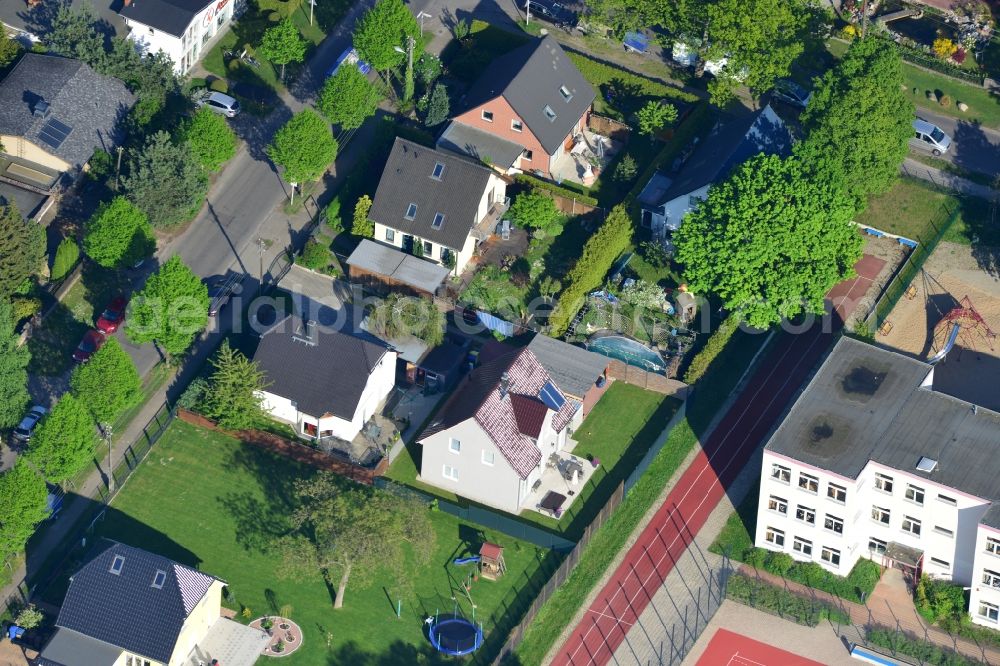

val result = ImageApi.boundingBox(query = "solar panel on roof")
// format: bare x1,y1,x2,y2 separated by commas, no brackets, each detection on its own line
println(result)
38,117,73,150
538,381,565,411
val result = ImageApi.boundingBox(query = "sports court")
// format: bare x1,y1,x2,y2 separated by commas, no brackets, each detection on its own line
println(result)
826,254,886,325
696,629,826,666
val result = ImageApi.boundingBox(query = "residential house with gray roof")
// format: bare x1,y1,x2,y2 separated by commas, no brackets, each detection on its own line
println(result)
439,35,596,178
38,540,267,666
417,346,580,514
370,137,510,275
754,337,1000,629
0,54,134,191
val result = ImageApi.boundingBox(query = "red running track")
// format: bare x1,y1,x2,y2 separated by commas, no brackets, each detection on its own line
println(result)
553,264,880,666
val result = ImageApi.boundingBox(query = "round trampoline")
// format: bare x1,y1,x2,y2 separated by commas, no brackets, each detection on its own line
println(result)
427,616,483,656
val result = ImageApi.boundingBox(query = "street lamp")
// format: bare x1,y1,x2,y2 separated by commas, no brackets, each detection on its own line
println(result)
417,10,432,37
394,37,415,103
309,0,316,25
101,422,114,493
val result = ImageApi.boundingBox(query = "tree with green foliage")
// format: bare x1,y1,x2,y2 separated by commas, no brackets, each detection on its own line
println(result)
352,195,374,237
180,107,237,171
318,65,382,130
0,459,49,558
280,474,435,609
268,109,338,185
70,337,141,424
636,101,677,138
539,276,562,301
13,605,43,630
509,191,563,237
675,155,862,329
704,0,813,103
27,394,97,483
44,3,106,66
796,37,913,213
0,29,21,69
125,255,209,357
102,38,180,125
622,280,664,309
123,131,208,228
50,237,79,281
585,0,707,42
352,0,420,74
0,202,44,298
369,293,445,347
424,82,449,128
202,340,270,430
259,17,307,81
83,197,156,269
0,301,30,430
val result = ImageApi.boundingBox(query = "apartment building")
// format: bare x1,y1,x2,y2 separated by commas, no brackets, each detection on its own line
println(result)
754,336,1000,628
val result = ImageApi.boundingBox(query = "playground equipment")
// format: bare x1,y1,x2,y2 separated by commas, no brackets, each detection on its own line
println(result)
453,556,480,566
426,614,483,656
929,295,997,364
478,542,507,581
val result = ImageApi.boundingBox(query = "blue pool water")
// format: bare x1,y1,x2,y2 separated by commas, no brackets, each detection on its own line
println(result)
588,335,667,374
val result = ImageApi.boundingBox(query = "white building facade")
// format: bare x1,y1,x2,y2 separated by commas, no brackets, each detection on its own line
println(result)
120,0,241,74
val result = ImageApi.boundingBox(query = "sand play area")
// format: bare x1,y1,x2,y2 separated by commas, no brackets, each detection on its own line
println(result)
878,241,1000,411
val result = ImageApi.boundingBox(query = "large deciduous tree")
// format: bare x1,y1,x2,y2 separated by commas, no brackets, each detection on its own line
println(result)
674,154,862,329
123,131,208,228
509,191,563,237
318,65,382,130
0,301,30,430
280,474,435,609
70,337,142,425
125,255,209,357
0,203,45,298
202,340,270,430
0,460,49,558
258,17,307,81
83,197,156,269
585,0,707,42
26,394,97,483
352,0,419,74
796,37,913,213
268,109,338,185
180,107,237,171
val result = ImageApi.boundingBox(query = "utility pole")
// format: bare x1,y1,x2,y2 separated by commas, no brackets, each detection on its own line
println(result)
114,146,123,191
525,0,531,28
309,0,315,25
395,37,415,103
102,423,114,493
257,236,265,294
417,10,431,37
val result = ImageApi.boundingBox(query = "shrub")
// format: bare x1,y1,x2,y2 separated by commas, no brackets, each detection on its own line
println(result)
953,48,967,64
725,574,843,627
915,575,967,623
514,174,598,206
88,149,114,182
683,315,739,384
324,198,344,234
932,37,958,60
298,238,332,272
51,237,79,281
209,78,229,93
867,627,985,665
352,194,374,237
765,552,795,576
940,94,953,108
177,377,209,411
744,547,767,568
13,604,43,630
613,154,638,182
11,296,41,324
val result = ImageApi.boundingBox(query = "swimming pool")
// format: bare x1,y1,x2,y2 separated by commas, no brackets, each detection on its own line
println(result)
588,335,667,374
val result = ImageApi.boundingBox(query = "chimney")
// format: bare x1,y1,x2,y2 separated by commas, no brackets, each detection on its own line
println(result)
32,98,49,118
293,320,317,346
123,0,132,6
499,372,509,398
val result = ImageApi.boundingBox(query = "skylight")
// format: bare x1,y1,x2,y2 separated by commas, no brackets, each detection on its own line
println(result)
431,162,445,180
109,555,125,575
916,457,938,473
559,85,572,102
432,212,445,229
543,105,557,121
152,569,167,589
404,203,418,220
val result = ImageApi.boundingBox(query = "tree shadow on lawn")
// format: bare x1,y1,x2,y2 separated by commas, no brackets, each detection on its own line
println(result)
326,640,461,665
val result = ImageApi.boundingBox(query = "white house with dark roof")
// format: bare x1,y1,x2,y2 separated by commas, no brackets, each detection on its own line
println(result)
38,540,267,666
252,315,396,442
370,137,509,275
0,54,134,191
118,0,241,73
754,337,1000,628
417,346,578,514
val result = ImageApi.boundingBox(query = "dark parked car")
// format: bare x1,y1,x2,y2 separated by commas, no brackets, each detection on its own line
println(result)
524,0,576,26
96,296,128,334
12,405,46,443
771,79,812,109
206,274,242,317
73,329,106,363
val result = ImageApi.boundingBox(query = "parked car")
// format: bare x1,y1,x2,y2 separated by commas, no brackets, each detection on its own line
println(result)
72,329,106,363
195,91,241,118
96,296,128,334
12,405,46,443
206,274,241,317
772,79,812,109
326,47,372,79
524,0,576,26
911,118,952,156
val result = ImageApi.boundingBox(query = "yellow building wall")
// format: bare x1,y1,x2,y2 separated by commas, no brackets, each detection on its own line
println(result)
167,580,224,666
0,135,70,172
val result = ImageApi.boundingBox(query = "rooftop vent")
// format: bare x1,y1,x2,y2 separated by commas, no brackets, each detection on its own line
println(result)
151,569,167,589
109,554,125,575
293,320,317,346
32,99,50,118
916,456,938,473
499,372,510,398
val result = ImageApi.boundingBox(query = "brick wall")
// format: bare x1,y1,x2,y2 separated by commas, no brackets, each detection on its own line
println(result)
452,96,550,173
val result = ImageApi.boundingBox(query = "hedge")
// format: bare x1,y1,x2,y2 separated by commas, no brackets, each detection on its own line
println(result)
683,315,740,384
514,174,599,207
567,52,699,104
548,204,634,336
726,574,851,627
867,628,986,666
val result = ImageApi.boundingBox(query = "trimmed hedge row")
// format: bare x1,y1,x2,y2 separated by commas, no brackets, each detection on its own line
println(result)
567,52,699,104
867,628,986,666
548,204,634,336
726,573,851,626
514,174,599,206
683,315,740,384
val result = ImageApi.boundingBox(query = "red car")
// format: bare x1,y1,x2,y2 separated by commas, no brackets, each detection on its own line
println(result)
72,330,106,363
96,296,128,334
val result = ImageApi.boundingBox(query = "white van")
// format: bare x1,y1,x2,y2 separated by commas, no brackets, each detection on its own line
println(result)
911,118,951,156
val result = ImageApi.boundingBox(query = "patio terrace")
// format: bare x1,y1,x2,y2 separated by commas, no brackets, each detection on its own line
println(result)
524,446,597,519
550,129,624,186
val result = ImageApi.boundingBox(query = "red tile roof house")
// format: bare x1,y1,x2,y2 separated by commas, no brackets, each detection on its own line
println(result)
416,346,583,514
436,35,596,180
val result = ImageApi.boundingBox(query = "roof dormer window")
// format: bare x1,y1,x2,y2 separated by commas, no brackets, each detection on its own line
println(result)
152,570,167,589
431,162,445,180
405,203,418,220
432,212,445,229
543,105,557,121
559,85,572,102
110,555,125,575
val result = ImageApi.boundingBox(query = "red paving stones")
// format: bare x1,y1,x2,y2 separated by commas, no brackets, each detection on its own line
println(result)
826,255,885,323
552,257,880,666
696,629,826,666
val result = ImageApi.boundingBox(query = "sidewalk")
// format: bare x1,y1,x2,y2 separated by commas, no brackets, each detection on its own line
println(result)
902,157,999,200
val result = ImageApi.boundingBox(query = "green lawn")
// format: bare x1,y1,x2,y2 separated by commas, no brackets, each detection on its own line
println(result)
89,420,556,663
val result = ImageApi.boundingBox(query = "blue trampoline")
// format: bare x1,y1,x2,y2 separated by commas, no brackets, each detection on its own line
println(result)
427,616,483,656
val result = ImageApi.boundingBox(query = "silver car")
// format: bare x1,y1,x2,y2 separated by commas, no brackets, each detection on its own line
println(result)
12,405,46,443
196,91,241,118
911,118,951,156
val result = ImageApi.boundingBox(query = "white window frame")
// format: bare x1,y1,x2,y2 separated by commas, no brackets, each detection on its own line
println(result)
110,555,125,575
827,483,847,503
481,450,495,466
543,105,557,121
385,228,395,242
798,473,819,494
448,438,461,454
871,505,891,525
432,212,445,229
767,495,787,515
442,464,459,481
151,569,166,589
901,515,921,536
405,203,418,220
511,119,523,132
869,537,888,554
934,525,954,538
929,557,950,570
980,601,1000,623
481,109,494,122
792,537,812,557
905,484,925,506
765,526,785,547
559,85,572,101
824,514,844,535
988,537,1000,555
937,493,957,506
771,464,791,484
431,162,445,180
983,569,1000,589
874,473,894,494
821,546,841,566
795,505,816,525
521,148,533,161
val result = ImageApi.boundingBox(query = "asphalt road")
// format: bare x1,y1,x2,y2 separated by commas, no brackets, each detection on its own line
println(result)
914,106,1000,179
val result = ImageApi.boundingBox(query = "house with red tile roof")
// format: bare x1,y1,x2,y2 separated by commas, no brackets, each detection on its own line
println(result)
416,346,578,514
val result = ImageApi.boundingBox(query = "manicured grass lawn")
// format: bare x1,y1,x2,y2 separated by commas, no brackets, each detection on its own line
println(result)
93,420,557,664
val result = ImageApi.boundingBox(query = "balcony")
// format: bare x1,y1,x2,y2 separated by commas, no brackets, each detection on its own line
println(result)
470,196,511,242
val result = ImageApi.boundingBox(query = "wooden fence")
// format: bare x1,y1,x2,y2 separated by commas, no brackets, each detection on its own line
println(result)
588,113,631,144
